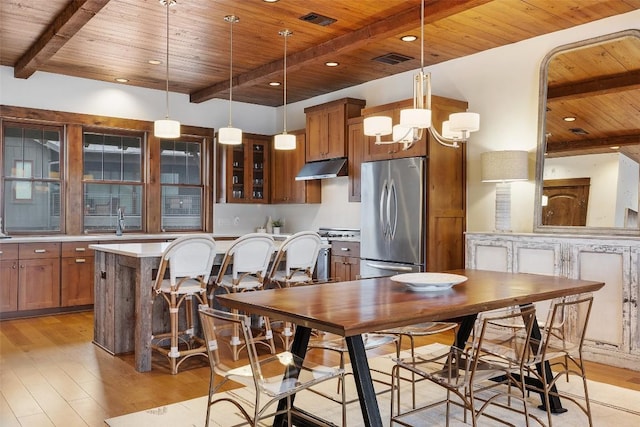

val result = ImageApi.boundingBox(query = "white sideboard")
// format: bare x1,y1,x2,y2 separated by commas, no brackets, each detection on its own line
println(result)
466,232,639,371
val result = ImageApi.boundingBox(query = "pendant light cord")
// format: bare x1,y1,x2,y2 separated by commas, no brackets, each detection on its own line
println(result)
283,32,287,133
227,16,237,126
164,0,170,119
278,29,292,134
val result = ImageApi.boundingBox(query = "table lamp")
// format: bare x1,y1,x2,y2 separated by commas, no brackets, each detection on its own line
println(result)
481,150,528,232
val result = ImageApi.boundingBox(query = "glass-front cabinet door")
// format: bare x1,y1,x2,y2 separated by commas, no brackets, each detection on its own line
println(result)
219,133,270,203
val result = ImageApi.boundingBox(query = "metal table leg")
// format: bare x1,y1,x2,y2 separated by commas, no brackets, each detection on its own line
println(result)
346,334,384,427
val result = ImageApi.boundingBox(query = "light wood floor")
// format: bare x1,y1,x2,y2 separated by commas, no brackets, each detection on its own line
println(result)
1,311,639,427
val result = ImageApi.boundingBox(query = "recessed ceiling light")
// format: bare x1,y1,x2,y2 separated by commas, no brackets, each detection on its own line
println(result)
269,81,281,86
115,78,129,83
325,61,339,67
148,59,162,65
563,116,576,122
401,35,417,42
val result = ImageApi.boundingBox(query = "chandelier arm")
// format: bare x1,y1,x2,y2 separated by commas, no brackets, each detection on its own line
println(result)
428,126,461,148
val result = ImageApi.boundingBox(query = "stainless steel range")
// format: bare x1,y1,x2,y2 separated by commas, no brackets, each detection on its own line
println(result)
315,227,360,281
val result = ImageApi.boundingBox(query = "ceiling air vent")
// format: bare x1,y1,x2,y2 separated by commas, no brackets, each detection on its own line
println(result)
299,12,336,26
372,52,414,65
570,128,590,135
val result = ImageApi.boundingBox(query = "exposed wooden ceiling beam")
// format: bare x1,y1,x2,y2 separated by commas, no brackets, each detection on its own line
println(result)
14,0,111,79
190,0,492,104
546,134,640,155
547,69,640,101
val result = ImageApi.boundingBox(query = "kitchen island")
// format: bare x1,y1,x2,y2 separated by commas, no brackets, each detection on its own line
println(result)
90,238,293,372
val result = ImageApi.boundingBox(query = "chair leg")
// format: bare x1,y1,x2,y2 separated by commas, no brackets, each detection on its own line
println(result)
168,293,180,374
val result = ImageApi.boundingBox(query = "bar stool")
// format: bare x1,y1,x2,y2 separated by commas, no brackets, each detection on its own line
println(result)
150,235,217,374
212,233,276,360
266,231,324,348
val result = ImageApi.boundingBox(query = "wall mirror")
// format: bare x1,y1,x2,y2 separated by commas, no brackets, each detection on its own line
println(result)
534,29,640,235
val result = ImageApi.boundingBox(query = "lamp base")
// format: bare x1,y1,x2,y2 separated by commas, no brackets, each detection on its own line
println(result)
494,182,512,232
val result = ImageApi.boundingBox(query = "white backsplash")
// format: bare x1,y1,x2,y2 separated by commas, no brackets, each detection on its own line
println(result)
214,177,361,234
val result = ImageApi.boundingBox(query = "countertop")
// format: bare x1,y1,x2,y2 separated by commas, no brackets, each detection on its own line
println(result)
0,232,295,244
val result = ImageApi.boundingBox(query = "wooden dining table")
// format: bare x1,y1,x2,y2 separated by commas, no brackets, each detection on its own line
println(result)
216,268,605,427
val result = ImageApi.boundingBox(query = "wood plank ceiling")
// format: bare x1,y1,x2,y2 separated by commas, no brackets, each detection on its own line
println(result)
1,0,639,158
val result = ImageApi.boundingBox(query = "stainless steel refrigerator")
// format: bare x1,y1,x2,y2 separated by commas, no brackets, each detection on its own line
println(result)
360,157,425,278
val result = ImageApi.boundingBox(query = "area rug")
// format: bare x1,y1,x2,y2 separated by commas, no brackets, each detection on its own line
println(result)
106,344,640,426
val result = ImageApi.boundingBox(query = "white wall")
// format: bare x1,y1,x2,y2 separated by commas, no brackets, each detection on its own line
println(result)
2,9,638,234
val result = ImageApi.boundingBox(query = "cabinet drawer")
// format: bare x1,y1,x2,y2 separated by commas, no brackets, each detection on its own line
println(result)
0,244,19,261
62,242,95,258
331,240,360,258
18,243,61,259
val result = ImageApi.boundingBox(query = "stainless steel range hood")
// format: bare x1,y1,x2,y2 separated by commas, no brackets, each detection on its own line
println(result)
295,157,347,181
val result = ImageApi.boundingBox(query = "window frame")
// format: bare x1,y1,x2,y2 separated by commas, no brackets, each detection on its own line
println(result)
1,120,65,234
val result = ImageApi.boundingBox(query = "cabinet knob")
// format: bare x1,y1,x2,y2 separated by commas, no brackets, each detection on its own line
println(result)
75,258,86,263
34,249,46,253
340,247,350,252
75,247,86,252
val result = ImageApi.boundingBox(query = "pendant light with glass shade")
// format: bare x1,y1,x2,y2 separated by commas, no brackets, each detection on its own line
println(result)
154,0,180,139
218,15,243,145
363,0,479,149
274,29,296,150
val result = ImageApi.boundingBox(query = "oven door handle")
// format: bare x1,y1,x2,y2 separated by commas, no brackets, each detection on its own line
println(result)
365,262,414,272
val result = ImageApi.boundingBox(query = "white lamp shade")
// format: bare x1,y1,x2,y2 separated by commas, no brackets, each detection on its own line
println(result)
481,150,529,182
274,133,296,150
441,120,463,140
154,119,181,139
218,126,243,145
400,108,431,129
392,125,414,143
448,112,480,132
364,116,392,136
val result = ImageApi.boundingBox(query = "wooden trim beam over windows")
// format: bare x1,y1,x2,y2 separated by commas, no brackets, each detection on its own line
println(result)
190,0,491,104
14,0,111,79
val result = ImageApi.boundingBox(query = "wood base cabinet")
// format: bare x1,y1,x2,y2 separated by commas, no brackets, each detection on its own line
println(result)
61,242,94,306
466,232,640,370
17,243,61,311
0,244,19,312
331,240,360,282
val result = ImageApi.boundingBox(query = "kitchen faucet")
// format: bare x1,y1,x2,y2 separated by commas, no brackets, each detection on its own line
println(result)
116,208,125,236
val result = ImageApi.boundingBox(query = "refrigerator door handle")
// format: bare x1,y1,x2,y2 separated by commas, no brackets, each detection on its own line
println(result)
365,262,415,272
379,180,388,238
389,180,398,240
385,180,393,240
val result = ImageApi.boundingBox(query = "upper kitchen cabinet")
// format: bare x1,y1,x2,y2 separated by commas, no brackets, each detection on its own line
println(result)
361,95,468,161
271,130,321,204
217,133,270,204
347,117,365,202
304,98,365,162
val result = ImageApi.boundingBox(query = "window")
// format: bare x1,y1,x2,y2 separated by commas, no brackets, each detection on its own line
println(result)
83,131,143,232
1,123,63,233
160,138,203,231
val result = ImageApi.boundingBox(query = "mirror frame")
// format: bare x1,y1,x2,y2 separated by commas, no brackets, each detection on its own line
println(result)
533,29,640,236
